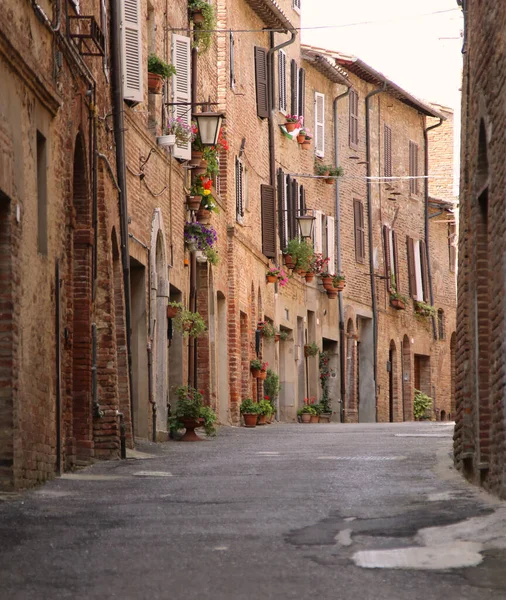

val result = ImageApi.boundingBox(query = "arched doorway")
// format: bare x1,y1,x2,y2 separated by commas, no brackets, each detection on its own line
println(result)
401,335,411,421
70,134,93,464
389,340,397,422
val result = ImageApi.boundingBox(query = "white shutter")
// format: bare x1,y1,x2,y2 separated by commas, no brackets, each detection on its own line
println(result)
121,0,143,103
172,34,192,160
326,216,335,273
313,210,323,254
315,92,325,157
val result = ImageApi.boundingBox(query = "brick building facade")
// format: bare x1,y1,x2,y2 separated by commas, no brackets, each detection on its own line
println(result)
0,0,457,491
454,0,506,499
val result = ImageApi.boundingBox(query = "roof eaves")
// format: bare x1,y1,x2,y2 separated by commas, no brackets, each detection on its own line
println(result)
243,0,295,32
301,48,350,86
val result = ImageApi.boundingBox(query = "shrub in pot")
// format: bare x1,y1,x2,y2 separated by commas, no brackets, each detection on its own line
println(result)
168,386,217,441
240,398,260,428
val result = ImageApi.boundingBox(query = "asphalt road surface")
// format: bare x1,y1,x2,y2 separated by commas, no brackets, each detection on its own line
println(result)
1,421,506,600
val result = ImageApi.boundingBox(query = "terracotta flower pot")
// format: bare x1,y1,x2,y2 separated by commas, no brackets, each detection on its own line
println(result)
148,72,164,94
283,254,296,269
285,122,298,132
243,413,258,428
275,334,280,342
301,413,311,423
167,305,179,319
301,141,311,150
191,8,205,24
334,280,345,292
257,414,267,426
186,195,202,211
321,275,334,290
325,178,334,185
295,268,306,276
390,297,406,310
196,208,211,224
319,413,332,423
297,134,306,144
190,151,203,166
180,418,204,442
193,166,207,178
310,415,319,423
251,368,261,378
326,290,338,299
258,370,267,380
266,275,278,284
305,273,314,283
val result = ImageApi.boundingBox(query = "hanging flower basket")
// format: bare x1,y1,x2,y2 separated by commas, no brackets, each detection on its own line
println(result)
186,195,202,211
167,302,182,319
333,275,346,292
275,333,280,342
266,275,277,284
390,296,407,310
258,370,267,380
325,178,334,185
196,208,211,224
304,273,314,283
157,134,176,148
301,140,312,150
283,254,296,269
148,72,164,94
297,134,306,144
327,290,338,299
321,275,334,290
190,8,205,24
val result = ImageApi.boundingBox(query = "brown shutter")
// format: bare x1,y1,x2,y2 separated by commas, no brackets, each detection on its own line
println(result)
277,168,287,250
290,179,298,239
350,90,359,148
392,230,399,292
354,199,365,263
255,47,269,118
384,125,392,178
261,184,276,257
383,225,392,291
407,236,416,298
291,59,298,116
298,68,305,118
420,239,430,302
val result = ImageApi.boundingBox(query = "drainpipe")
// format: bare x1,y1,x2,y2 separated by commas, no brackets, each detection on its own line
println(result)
111,0,134,437
268,31,297,187
365,82,387,408
189,48,198,389
333,87,351,424
55,260,62,474
424,117,444,340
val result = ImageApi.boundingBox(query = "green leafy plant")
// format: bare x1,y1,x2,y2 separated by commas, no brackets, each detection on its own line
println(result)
250,359,267,371
285,237,315,272
278,330,291,341
203,146,219,177
414,300,436,318
297,405,317,416
147,53,176,78
264,369,280,402
188,0,217,53
304,342,320,357
173,308,207,337
314,162,333,176
204,247,219,265
167,301,183,310
413,389,433,420
240,398,260,414
258,399,273,416
332,274,345,287
319,351,332,413
261,321,277,339
169,386,217,436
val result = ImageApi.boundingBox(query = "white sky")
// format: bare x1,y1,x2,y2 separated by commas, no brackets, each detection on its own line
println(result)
301,0,463,109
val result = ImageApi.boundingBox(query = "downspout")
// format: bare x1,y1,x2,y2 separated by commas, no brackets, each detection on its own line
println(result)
267,31,297,187
189,48,198,388
424,117,444,340
333,87,351,423
110,0,134,437
55,259,61,475
365,82,387,409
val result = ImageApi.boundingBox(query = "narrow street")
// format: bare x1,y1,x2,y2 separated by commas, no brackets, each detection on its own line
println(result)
0,422,505,599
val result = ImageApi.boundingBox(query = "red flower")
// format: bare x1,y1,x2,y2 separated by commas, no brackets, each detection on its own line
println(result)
264,395,270,400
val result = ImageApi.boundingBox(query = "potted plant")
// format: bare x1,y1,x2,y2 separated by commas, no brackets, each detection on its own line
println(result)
301,130,312,150
264,370,280,417
167,301,183,319
184,221,217,254
304,342,320,358
285,237,314,273
414,300,436,318
332,274,346,292
173,308,207,337
319,352,333,422
320,271,335,290
188,0,217,53
278,330,291,342
266,267,280,284
169,386,217,441
250,359,268,379
284,114,301,133
158,116,196,148
257,399,273,425
297,404,315,423
297,128,307,144
283,251,296,270
390,290,409,310
261,321,277,340
240,398,260,428
147,53,176,94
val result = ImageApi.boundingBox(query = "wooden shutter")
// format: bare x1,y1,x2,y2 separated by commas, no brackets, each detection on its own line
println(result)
121,0,143,103
392,230,399,292
383,225,392,291
235,158,243,219
278,168,287,250
409,141,419,195
255,47,269,118
315,92,325,157
313,210,323,254
407,236,416,298
354,200,364,263
288,178,298,239
349,90,359,148
230,31,235,89
299,185,306,215
298,68,306,119
278,50,287,112
172,34,191,160
384,125,392,178
326,216,335,273
291,60,298,116
261,184,276,258
420,239,430,302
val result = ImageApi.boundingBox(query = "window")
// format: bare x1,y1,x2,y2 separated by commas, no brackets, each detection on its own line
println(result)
437,309,445,340
255,47,269,118
383,226,399,292
171,34,192,160
409,141,419,195
290,61,305,119
326,216,335,272
315,92,325,157
313,210,324,254
230,31,235,89
353,199,365,263
261,184,276,258
384,124,392,178
121,0,143,103
349,90,359,148
448,222,457,272
37,131,47,255
235,158,247,223
278,50,287,112
407,237,429,301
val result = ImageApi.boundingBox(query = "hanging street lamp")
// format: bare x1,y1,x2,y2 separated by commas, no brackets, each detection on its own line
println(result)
296,213,316,239
192,110,225,146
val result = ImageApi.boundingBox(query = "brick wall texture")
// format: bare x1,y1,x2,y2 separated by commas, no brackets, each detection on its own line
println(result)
0,0,457,490
454,1,506,499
